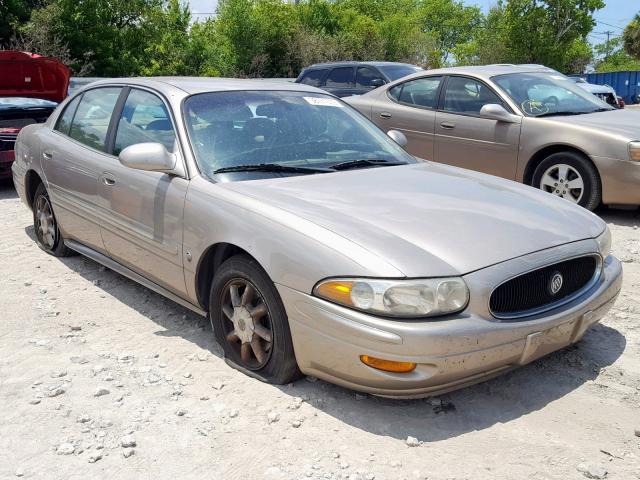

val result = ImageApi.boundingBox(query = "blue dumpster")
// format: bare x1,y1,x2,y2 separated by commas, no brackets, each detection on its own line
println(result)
584,71,640,104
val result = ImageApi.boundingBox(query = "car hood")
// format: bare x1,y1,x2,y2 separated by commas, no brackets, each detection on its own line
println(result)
0,51,70,103
222,162,604,276
543,109,640,138
576,83,614,94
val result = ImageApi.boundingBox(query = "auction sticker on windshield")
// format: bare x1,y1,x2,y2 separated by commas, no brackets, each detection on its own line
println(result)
304,97,343,107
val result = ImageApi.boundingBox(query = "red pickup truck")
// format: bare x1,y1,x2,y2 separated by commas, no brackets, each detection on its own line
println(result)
0,51,69,180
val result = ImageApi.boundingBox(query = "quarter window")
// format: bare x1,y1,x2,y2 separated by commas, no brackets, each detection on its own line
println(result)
55,95,82,135
300,69,328,87
114,89,176,155
68,88,121,152
325,67,354,88
442,77,503,115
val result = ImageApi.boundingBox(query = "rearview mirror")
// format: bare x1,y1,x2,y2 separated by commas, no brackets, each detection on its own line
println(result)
387,130,407,148
370,78,385,88
119,143,177,173
479,104,520,123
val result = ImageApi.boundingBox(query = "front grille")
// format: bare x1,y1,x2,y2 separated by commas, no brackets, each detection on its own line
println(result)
490,255,600,319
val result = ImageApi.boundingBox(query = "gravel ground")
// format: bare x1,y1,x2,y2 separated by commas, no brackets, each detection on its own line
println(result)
1,179,639,480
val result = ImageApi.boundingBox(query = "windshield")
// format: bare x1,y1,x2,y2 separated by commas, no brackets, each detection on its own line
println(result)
378,65,423,81
492,72,613,117
183,90,415,180
0,97,58,110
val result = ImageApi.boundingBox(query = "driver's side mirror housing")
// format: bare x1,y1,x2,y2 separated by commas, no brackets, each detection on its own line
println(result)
370,78,385,88
479,104,520,123
119,142,178,173
387,129,408,148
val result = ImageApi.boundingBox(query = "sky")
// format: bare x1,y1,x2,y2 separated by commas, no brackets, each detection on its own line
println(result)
187,0,637,45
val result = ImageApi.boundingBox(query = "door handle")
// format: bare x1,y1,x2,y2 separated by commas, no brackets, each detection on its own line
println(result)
42,151,52,160
440,122,456,129
379,112,392,119
102,173,116,186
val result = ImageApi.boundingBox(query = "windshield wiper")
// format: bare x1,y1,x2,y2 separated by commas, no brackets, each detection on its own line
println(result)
213,163,333,175
536,107,613,118
329,159,407,171
535,111,585,118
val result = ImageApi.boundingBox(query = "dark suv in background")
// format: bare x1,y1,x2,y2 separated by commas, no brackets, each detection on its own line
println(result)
295,61,422,97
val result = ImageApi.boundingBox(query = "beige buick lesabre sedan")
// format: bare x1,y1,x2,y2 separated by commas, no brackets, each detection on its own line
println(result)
345,64,640,211
12,78,622,397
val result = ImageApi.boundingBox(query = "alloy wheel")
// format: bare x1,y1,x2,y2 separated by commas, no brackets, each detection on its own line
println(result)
220,279,273,370
34,194,57,249
539,163,584,204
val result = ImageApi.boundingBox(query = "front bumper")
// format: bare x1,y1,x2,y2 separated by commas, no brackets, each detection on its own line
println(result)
593,155,640,205
278,242,622,398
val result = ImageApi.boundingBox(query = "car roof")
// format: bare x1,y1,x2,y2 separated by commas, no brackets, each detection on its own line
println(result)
397,64,561,82
303,61,417,70
80,77,325,96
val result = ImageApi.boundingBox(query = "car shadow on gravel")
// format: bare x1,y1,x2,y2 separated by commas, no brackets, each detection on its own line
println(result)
597,205,640,227
23,224,221,358
0,179,18,200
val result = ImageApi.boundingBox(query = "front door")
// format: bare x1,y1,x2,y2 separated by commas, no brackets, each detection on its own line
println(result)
97,88,189,296
434,76,521,179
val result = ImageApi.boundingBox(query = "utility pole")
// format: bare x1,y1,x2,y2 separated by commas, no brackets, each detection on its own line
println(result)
604,30,613,59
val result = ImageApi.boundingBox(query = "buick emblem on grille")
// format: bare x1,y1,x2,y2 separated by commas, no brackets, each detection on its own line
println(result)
549,272,563,295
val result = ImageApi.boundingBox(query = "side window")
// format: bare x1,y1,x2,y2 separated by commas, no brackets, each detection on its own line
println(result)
55,95,82,135
114,89,176,156
355,67,384,88
300,69,327,87
325,67,354,88
443,77,503,115
68,88,121,151
397,77,442,109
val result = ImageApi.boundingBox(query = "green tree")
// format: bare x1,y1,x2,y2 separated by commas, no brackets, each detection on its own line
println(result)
0,0,44,46
623,13,640,59
416,0,483,67
501,0,603,72
595,37,640,72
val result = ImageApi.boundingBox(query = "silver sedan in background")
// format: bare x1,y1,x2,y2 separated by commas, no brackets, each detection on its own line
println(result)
345,64,640,211
12,78,621,397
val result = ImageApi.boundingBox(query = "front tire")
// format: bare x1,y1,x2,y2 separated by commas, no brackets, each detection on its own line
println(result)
32,183,74,257
209,254,300,384
532,151,601,211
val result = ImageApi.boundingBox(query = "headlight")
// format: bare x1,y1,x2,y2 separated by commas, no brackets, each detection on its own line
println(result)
596,227,611,258
629,141,640,162
313,277,469,318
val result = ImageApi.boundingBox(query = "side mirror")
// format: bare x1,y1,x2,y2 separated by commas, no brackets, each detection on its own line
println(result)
387,129,407,148
118,142,177,172
479,104,520,123
370,78,385,88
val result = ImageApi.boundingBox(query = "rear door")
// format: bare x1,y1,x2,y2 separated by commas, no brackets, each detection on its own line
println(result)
434,76,521,179
370,76,443,160
41,87,123,253
322,67,357,97
97,87,189,296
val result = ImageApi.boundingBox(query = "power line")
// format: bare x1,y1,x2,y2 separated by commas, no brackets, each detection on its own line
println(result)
594,19,626,31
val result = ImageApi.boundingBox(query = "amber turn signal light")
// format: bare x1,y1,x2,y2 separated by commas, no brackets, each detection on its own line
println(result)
360,355,417,373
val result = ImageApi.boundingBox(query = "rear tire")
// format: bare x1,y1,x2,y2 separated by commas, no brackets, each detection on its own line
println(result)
32,183,74,257
209,254,301,384
532,151,601,211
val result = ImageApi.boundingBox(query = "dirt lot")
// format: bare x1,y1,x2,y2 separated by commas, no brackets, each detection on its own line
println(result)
1,179,639,480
